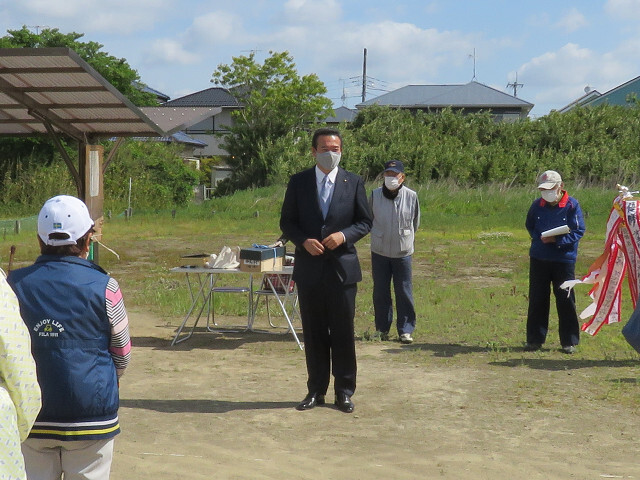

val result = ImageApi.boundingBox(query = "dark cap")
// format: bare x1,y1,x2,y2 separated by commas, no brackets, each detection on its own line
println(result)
384,159,404,173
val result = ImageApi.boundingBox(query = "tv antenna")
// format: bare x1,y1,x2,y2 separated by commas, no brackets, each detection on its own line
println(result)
338,79,347,106
240,48,264,57
27,25,49,35
468,48,477,81
507,73,524,97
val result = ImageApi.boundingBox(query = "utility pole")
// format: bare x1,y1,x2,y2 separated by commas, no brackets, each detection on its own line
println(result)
362,48,367,103
507,73,524,97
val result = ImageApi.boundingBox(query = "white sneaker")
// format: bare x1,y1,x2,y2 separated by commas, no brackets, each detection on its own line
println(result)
400,333,414,344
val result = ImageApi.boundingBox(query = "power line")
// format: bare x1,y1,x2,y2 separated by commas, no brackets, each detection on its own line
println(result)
330,49,390,106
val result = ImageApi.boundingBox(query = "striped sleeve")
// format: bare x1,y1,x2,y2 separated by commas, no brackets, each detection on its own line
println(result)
105,277,131,378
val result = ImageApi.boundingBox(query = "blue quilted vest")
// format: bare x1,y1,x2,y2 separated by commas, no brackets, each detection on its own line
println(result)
8,255,120,440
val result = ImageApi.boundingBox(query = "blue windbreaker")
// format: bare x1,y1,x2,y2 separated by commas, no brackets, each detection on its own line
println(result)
525,191,586,263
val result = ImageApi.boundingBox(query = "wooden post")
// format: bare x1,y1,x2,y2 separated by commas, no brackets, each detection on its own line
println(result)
80,143,104,264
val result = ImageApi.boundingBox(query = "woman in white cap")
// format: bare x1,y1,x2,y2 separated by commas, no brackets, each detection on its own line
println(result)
525,170,585,354
8,195,131,480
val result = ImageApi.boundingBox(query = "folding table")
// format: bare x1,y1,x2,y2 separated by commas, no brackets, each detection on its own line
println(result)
249,267,302,349
169,267,253,345
169,266,302,349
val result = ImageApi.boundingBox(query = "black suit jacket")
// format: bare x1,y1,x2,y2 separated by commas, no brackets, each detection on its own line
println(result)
280,166,372,288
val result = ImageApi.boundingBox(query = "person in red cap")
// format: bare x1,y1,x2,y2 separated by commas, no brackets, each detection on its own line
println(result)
525,171,585,354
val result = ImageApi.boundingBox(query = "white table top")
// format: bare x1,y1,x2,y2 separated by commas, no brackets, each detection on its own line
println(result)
170,266,293,275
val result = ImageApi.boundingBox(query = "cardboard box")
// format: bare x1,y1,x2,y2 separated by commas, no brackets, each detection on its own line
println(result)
239,247,285,272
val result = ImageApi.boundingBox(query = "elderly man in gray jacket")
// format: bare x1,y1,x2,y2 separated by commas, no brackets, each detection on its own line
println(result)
369,160,420,344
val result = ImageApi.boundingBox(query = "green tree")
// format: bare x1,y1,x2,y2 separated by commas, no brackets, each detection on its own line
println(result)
103,141,200,210
0,26,161,198
0,26,157,106
211,51,332,193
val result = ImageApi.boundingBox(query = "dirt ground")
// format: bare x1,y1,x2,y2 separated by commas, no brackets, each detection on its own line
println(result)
112,308,640,480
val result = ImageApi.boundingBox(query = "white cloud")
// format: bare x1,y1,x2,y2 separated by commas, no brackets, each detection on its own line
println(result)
555,8,588,33
267,20,482,84
15,0,87,17
282,0,342,24
605,0,640,21
12,0,175,34
422,2,440,15
519,42,634,111
521,43,597,86
141,10,256,68
185,11,244,45
526,12,551,28
145,38,200,65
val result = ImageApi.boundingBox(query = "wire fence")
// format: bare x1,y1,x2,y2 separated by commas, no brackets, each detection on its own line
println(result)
0,215,37,238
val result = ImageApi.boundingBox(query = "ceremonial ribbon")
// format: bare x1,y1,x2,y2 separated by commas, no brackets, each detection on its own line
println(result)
561,193,640,335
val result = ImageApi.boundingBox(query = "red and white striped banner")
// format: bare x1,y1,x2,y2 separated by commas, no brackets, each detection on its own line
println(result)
561,193,640,335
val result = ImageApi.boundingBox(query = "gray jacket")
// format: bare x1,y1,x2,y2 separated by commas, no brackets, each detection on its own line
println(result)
369,186,420,258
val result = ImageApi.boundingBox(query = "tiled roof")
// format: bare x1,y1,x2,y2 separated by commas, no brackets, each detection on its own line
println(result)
142,85,170,102
164,87,241,107
128,131,208,147
325,106,357,123
357,81,533,110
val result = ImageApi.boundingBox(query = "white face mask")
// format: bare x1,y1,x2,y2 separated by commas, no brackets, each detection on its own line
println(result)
540,189,559,203
315,151,341,171
384,176,401,190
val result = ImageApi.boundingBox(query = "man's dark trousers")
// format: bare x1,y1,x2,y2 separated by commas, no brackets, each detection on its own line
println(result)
297,262,357,397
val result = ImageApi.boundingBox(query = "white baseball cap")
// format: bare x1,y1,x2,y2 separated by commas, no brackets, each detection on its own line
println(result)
37,195,94,246
537,170,562,189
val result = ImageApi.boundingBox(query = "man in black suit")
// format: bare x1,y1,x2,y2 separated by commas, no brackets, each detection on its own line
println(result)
280,127,372,413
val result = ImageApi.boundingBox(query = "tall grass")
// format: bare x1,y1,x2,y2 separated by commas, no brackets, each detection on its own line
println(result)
1,182,633,359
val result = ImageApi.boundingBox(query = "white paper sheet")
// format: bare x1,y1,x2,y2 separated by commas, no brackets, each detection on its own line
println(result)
541,225,570,238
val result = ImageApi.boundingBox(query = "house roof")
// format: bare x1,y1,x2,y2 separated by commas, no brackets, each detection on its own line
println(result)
356,81,533,111
140,106,222,135
0,47,165,141
164,87,241,108
581,75,640,108
558,89,602,113
130,130,208,147
142,85,170,103
168,131,207,146
325,106,358,123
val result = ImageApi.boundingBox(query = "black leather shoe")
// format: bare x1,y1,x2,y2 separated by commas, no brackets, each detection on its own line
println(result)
334,393,354,413
296,393,325,411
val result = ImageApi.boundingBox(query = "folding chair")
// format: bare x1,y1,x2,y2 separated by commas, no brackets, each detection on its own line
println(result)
252,273,297,328
206,286,250,331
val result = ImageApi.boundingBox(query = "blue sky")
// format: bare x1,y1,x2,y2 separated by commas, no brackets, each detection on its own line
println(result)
2,0,640,118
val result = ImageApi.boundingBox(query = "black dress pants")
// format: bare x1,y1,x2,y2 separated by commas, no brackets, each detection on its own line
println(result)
297,266,357,397
527,257,580,347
